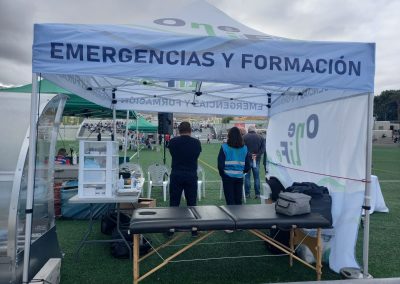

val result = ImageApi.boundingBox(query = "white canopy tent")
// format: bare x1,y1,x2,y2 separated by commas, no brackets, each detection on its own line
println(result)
26,0,375,282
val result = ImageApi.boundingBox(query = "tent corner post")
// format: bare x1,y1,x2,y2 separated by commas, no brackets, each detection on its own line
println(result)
112,105,117,141
362,92,374,278
22,73,39,283
124,110,129,162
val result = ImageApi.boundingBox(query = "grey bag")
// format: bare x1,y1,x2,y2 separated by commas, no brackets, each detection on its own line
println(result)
275,192,311,216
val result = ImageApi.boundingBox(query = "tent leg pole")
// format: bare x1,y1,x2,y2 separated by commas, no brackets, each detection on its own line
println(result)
22,73,39,283
163,134,166,165
112,105,117,141
265,93,271,177
362,92,374,278
136,116,139,161
124,110,129,162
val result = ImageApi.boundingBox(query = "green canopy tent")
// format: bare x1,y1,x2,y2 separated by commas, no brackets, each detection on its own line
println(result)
0,79,136,119
127,117,157,133
1,79,154,163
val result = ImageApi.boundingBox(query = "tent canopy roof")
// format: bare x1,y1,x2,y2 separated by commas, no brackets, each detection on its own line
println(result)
31,0,375,117
0,80,136,119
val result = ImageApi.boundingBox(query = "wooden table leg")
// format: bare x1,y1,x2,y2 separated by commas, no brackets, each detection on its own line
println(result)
137,231,214,283
316,228,322,281
290,228,294,267
133,234,140,284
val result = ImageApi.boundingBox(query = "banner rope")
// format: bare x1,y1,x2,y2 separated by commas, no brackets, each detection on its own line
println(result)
267,160,370,183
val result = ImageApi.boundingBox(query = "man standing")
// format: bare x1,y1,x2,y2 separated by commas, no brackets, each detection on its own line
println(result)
168,122,202,206
243,126,265,199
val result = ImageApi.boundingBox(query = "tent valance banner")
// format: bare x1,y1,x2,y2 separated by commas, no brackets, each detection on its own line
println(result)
31,0,374,116
33,24,375,93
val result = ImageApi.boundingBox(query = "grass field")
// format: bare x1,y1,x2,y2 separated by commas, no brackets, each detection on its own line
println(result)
56,143,400,283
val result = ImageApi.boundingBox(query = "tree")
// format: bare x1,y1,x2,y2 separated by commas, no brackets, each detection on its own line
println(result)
374,90,400,121
221,116,233,124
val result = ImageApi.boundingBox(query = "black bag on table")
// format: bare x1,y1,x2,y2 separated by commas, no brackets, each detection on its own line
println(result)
266,176,286,201
285,182,332,224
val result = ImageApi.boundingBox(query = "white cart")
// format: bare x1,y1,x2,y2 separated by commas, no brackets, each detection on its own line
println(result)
78,141,119,198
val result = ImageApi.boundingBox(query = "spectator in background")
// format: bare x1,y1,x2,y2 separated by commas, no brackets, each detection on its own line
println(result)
145,137,152,149
165,133,171,148
243,126,265,199
55,148,70,165
168,122,202,208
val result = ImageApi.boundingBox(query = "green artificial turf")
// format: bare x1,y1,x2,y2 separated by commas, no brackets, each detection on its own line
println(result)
56,143,400,283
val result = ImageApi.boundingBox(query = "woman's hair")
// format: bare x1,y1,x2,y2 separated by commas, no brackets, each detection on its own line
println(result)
227,127,244,148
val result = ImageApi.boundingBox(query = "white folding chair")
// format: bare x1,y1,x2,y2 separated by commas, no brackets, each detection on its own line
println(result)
147,164,170,201
219,173,247,203
197,165,206,201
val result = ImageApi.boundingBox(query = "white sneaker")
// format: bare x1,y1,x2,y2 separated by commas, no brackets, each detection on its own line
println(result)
224,230,234,234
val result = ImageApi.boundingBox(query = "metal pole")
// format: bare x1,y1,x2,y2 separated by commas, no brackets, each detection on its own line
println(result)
112,105,117,141
111,89,117,142
124,110,129,162
163,134,166,165
265,93,271,178
22,73,39,283
47,96,67,226
136,115,139,161
362,92,374,278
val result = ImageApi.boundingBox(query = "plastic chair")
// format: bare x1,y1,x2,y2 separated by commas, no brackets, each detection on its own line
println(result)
219,173,247,203
180,165,206,202
147,164,170,201
259,182,273,204
197,165,206,201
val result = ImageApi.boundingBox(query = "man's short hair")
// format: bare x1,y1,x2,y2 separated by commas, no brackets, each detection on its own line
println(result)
178,121,191,134
248,126,256,132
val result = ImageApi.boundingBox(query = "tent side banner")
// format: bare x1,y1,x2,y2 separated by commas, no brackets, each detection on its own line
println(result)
265,93,368,272
33,24,375,92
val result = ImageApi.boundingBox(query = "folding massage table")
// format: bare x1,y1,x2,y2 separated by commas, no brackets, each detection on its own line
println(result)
130,204,331,283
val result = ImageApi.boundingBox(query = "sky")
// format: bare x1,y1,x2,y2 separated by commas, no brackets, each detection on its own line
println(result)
0,0,399,94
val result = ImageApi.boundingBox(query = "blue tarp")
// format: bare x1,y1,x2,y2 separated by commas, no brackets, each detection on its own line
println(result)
61,181,109,219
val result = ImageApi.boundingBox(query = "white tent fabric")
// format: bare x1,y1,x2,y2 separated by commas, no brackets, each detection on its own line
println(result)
266,94,369,271
27,0,375,279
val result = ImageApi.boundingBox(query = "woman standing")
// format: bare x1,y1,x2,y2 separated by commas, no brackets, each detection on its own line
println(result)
218,127,250,205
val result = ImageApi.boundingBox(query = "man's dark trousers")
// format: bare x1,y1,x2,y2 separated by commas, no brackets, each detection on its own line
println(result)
169,173,197,206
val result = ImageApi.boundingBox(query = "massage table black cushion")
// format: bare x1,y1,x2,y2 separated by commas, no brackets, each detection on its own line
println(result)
130,204,331,234
220,204,332,230
130,205,236,233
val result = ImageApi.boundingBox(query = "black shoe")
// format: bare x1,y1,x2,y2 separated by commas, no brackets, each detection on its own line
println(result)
165,231,175,237
255,195,260,199
191,231,198,237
